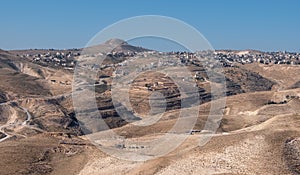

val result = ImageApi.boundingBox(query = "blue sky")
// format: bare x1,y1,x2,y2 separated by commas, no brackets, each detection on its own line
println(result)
1,0,300,51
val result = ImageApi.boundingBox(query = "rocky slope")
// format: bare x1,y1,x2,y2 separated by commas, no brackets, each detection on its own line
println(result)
0,41,300,174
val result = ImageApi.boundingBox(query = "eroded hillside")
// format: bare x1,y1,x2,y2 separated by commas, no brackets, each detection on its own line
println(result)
0,43,300,175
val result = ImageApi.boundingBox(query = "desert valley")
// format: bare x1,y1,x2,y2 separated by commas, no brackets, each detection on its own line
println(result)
0,39,300,175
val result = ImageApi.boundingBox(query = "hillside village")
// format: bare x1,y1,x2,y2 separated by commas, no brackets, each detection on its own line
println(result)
15,48,300,70
1,41,300,175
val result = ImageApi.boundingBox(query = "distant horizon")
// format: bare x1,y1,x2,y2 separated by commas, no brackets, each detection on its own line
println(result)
4,47,300,53
3,41,300,53
2,35,300,53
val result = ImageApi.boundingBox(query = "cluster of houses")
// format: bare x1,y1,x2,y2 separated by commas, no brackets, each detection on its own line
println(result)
20,50,80,69
22,49,300,71
204,50,300,66
169,50,300,67
97,50,300,78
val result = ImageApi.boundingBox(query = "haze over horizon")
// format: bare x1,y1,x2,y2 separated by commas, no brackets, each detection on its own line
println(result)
1,0,300,52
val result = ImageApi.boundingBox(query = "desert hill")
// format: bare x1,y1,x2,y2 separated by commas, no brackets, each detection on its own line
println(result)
0,40,300,174
86,38,150,53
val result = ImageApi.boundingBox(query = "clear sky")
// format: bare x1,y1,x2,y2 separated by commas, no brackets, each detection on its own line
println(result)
1,0,300,52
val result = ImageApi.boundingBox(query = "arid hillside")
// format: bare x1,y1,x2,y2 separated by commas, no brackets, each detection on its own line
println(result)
0,42,300,175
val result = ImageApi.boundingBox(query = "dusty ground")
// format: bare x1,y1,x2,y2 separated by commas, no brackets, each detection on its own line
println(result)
78,88,300,175
1,47,300,175
0,134,92,175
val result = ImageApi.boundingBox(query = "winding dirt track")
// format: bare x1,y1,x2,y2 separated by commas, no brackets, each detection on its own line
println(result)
0,106,32,142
